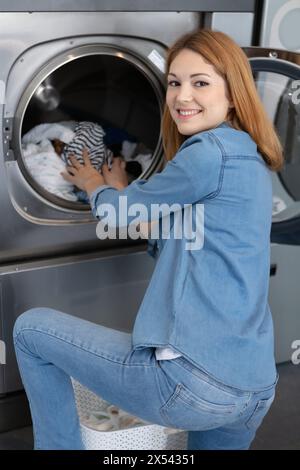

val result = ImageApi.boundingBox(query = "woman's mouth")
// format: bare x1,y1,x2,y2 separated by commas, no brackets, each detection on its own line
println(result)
176,109,202,120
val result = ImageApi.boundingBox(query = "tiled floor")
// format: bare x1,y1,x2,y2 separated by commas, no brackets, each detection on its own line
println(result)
0,362,299,450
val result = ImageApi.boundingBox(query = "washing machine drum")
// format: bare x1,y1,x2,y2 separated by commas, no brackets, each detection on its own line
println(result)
16,52,163,210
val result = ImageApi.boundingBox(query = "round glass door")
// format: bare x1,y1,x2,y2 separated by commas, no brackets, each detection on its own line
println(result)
250,56,300,200
13,46,165,211
247,50,300,244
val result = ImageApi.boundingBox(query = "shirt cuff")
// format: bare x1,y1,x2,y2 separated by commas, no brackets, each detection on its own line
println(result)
89,185,116,218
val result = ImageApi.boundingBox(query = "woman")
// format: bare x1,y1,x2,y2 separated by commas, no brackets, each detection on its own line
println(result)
13,29,283,450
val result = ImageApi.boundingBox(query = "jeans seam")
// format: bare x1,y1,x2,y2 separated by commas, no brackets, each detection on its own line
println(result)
14,339,42,449
14,327,155,368
154,361,180,427
153,362,166,412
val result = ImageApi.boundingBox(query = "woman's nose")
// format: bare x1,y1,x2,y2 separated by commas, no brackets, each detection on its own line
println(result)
176,83,193,102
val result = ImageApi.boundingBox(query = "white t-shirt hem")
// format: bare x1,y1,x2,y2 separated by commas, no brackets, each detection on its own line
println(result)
155,347,182,360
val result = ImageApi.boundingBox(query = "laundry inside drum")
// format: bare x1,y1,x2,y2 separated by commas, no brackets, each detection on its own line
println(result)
20,53,162,208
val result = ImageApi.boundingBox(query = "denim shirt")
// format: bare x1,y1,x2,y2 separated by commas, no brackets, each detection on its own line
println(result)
90,122,277,391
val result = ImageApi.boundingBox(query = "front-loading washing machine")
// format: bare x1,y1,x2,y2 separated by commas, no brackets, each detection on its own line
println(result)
257,0,300,364
1,16,174,262
244,47,300,362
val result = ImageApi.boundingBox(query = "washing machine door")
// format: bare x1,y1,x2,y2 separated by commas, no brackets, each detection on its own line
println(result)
244,47,300,245
4,40,165,225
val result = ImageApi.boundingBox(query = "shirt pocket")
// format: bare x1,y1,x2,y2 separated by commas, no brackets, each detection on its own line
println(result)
245,393,275,431
160,383,238,431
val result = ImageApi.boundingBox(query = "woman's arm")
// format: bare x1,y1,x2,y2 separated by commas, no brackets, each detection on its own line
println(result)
90,133,223,225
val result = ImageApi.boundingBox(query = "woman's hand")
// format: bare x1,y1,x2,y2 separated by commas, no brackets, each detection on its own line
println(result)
61,149,105,196
62,150,129,196
101,157,129,190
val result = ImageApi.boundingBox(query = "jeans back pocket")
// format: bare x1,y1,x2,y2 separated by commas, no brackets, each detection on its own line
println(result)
160,383,238,431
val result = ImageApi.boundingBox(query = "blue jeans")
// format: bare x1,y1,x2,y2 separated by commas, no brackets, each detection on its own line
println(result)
13,308,277,450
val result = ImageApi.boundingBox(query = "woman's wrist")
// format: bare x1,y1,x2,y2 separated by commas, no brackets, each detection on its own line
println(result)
85,178,127,197
85,176,106,197
113,183,128,191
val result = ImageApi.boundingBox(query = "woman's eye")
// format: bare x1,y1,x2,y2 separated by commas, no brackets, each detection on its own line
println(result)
167,80,209,87
195,81,209,87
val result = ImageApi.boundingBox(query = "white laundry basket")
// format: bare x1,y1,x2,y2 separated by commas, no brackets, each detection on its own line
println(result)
72,379,188,450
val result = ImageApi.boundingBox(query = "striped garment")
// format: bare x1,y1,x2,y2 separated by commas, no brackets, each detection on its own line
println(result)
62,121,113,170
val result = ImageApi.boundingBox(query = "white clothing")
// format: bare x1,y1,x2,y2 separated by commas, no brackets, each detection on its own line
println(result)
155,347,182,361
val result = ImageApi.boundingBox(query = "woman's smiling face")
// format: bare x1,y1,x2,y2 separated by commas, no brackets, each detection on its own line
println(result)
166,49,233,135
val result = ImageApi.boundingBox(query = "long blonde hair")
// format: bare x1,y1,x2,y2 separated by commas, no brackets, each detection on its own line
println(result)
162,29,283,171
